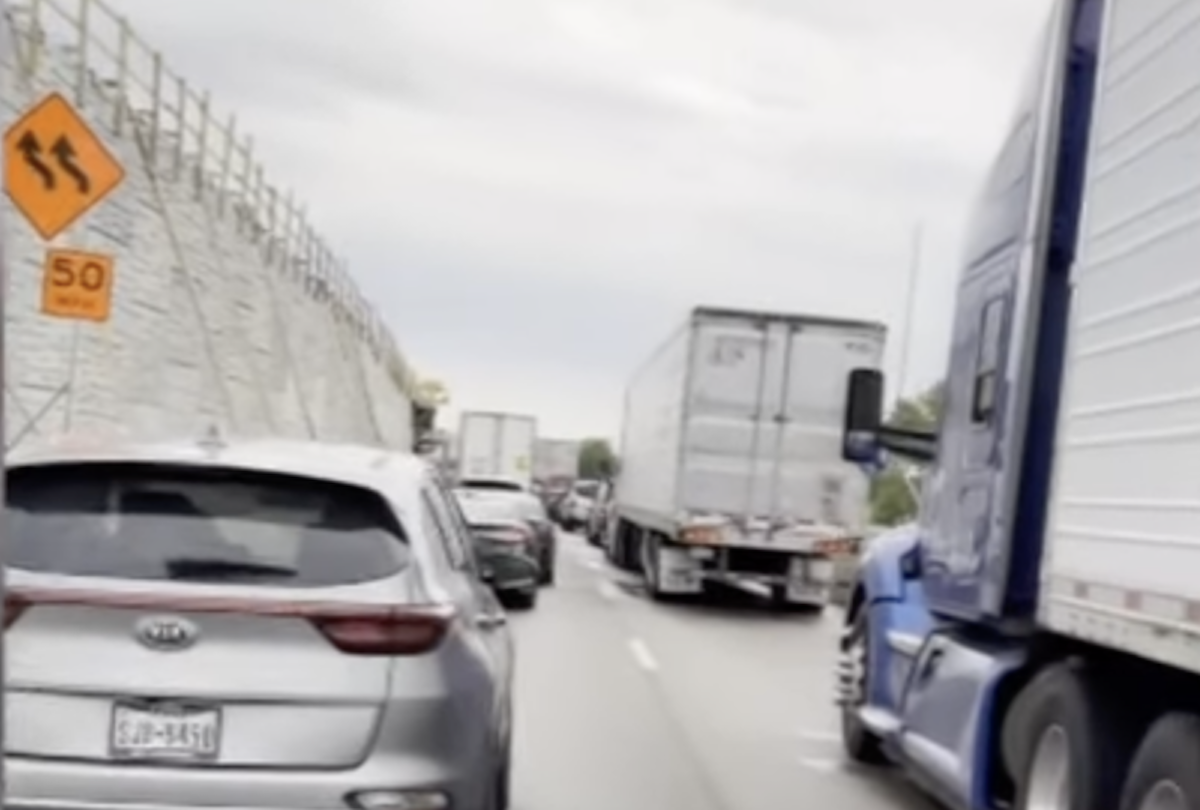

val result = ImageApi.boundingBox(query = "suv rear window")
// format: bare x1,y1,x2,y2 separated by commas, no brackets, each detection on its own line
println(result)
456,495,523,526
6,463,408,587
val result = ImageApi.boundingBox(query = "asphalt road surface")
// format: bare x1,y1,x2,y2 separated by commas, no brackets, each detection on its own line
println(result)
506,532,937,810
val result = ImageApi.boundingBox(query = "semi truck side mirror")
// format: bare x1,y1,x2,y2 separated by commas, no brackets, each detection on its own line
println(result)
842,368,884,463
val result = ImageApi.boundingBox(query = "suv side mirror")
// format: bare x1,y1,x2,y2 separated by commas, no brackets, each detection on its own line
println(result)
842,368,884,463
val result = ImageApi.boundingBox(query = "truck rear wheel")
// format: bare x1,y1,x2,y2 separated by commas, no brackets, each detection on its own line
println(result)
1120,714,1200,810
642,535,672,601
608,520,640,573
603,521,622,566
1005,663,1135,810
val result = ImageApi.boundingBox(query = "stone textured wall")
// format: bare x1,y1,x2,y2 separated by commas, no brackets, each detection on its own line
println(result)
3,0,416,452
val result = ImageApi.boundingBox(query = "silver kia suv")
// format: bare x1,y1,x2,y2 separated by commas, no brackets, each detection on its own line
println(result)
4,436,533,810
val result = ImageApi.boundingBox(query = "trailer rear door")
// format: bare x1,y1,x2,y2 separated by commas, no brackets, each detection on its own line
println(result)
680,310,884,529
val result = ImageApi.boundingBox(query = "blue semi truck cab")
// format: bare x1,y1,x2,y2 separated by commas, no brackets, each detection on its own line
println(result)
835,1,1200,809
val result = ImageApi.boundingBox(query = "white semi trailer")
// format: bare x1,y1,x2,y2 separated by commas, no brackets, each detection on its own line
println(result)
607,305,886,610
532,438,580,484
456,411,538,490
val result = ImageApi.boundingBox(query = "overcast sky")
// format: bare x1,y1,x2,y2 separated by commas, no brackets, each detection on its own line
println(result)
102,0,1050,440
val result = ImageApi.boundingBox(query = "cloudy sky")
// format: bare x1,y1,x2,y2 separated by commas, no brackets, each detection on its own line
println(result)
101,0,1050,440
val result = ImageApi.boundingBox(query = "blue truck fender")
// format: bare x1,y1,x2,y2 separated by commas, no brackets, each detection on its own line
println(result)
848,522,921,612
844,523,935,718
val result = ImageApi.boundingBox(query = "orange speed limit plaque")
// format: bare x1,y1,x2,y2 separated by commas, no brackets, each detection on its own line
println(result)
41,248,115,322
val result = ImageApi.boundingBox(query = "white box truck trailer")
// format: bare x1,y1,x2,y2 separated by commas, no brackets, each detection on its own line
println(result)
532,438,580,485
607,305,886,609
456,411,537,490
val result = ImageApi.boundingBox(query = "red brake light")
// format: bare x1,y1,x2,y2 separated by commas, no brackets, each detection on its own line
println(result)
477,522,532,544
493,528,531,544
4,594,28,630
0,586,455,654
312,608,453,656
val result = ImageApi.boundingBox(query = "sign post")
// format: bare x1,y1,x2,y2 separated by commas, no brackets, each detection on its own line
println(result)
0,1,8,804
1,58,128,805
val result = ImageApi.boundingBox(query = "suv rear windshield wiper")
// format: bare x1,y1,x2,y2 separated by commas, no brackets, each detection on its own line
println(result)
164,558,299,581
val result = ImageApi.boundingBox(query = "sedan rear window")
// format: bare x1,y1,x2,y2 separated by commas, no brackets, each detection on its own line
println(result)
6,464,408,587
455,493,524,526
457,478,524,492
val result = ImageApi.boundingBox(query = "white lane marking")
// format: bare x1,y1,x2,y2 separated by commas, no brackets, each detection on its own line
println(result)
585,559,602,571
797,756,842,773
794,729,842,743
598,580,620,601
628,637,658,672
724,575,772,599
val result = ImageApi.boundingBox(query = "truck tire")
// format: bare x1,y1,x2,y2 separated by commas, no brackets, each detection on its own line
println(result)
603,521,622,566
642,535,671,602
1119,713,1200,810
1004,662,1136,810
839,598,887,764
608,520,640,573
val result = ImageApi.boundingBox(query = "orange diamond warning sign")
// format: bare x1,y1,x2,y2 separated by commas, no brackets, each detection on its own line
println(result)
5,92,126,241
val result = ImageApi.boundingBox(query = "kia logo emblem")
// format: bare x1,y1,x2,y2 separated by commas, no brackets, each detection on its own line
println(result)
135,616,199,651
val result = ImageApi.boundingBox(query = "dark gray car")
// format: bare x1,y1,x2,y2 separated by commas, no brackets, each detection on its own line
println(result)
455,489,558,589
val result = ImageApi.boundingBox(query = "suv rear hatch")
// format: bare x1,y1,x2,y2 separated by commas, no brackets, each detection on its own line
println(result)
5,462,440,769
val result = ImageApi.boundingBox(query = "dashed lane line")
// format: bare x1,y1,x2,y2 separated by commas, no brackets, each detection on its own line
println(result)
797,756,843,774
794,729,842,743
628,637,659,672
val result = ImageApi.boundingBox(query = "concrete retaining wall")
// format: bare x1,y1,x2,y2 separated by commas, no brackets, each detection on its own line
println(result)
3,0,416,451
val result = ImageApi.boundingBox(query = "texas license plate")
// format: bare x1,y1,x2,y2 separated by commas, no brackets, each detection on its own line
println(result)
110,700,221,760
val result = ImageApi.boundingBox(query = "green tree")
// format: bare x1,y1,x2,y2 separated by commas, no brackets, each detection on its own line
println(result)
578,438,618,480
889,381,944,431
869,381,943,525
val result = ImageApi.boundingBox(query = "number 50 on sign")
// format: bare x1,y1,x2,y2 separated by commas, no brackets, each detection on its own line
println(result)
42,248,115,322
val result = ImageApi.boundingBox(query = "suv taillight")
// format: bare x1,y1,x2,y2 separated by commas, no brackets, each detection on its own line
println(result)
477,523,533,544
4,594,28,630
312,607,454,655
0,586,455,654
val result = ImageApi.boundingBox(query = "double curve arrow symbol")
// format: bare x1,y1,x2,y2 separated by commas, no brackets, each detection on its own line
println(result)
15,132,91,194
51,136,90,194
16,131,54,190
